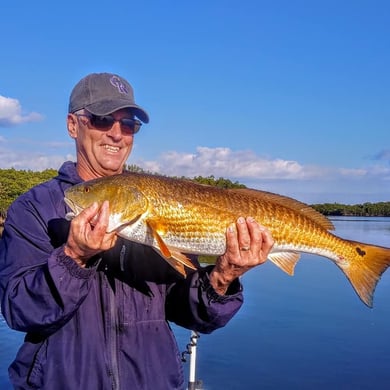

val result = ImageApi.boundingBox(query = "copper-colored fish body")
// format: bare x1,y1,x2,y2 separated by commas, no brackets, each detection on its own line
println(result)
64,172,390,307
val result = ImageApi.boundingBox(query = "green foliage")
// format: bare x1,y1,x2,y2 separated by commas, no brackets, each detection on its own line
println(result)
198,255,218,265
125,164,148,173
311,202,390,217
192,175,246,189
0,168,57,215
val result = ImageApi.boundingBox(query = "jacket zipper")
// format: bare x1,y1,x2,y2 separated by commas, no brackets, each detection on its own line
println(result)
106,274,120,390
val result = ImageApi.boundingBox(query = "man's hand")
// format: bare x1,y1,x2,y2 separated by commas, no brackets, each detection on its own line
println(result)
209,216,274,295
64,201,117,267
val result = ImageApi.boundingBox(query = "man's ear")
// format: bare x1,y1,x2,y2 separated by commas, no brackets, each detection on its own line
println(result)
67,114,78,139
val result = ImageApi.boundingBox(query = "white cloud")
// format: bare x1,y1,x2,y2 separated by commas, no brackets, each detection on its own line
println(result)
137,146,328,179
0,135,74,171
0,95,43,127
0,144,74,171
136,146,390,182
0,143,388,204
134,146,390,204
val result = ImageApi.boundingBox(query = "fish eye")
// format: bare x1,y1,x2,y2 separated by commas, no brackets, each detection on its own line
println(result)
84,187,90,193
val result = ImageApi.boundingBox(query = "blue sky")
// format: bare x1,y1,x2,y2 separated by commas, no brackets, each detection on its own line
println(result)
1,0,389,204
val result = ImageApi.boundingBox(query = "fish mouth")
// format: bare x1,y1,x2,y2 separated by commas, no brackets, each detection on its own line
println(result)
64,197,83,220
64,197,75,211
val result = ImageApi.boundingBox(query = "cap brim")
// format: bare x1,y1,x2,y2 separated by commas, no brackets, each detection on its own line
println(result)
85,99,149,123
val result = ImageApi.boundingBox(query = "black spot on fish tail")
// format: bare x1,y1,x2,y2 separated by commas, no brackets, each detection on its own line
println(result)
356,247,366,257
343,241,390,307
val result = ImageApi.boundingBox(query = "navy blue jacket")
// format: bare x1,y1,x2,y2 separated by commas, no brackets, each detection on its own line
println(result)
0,162,243,390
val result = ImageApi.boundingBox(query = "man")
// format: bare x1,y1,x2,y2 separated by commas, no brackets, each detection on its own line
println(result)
0,73,274,389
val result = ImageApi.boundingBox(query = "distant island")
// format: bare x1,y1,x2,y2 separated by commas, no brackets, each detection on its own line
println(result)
1,167,389,238
310,202,390,217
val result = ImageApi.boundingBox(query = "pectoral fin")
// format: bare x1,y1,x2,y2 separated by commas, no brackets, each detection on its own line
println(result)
169,249,198,271
268,251,301,276
148,222,172,258
146,220,197,276
151,247,186,276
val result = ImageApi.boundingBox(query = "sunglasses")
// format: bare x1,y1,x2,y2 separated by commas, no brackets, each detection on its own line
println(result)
75,113,142,134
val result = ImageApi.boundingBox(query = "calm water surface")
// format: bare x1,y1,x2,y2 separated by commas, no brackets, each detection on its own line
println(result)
1,217,390,389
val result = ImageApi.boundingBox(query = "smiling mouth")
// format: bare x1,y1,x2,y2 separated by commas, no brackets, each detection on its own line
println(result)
104,145,120,153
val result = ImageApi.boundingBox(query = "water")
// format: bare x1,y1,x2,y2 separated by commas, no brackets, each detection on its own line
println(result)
173,217,390,389
1,217,390,389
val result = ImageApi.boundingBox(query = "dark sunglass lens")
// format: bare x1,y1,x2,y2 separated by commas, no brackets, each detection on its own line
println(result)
121,118,142,134
87,114,142,134
91,115,115,129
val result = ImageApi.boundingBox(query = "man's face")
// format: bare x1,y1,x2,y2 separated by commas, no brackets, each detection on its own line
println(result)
67,108,137,180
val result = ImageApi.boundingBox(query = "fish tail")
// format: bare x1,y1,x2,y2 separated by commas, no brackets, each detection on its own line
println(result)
338,240,390,307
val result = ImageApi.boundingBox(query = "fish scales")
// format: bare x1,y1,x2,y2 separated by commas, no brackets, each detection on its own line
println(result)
64,172,390,307
142,178,314,247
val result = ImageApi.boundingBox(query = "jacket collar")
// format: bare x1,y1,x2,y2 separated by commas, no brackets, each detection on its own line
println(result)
56,161,83,185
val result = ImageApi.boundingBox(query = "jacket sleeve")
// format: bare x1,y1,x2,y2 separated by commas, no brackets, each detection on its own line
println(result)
165,265,244,334
0,192,97,336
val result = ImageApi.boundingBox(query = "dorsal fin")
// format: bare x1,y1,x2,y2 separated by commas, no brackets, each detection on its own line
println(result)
228,188,334,231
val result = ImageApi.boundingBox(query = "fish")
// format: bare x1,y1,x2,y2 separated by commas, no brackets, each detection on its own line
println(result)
64,172,390,307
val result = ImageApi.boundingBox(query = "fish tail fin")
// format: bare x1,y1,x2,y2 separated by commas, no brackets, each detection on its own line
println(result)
339,241,390,307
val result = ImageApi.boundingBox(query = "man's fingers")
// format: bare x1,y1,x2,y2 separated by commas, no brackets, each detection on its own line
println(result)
91,201,110,232
260,226,274,252
66,200,116,264
78,202,99,222
236,217,251,252
226,222,238,253
225,216,274,266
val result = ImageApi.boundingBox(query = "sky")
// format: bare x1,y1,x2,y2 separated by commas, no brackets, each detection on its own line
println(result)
0,0,389,204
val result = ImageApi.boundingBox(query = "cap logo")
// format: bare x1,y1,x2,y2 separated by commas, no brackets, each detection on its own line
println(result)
110,76,128,94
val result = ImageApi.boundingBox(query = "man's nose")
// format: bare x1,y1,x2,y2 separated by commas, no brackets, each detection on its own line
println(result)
106,120,123,139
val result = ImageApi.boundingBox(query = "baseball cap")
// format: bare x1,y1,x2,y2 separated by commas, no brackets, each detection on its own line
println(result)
68,73,149,123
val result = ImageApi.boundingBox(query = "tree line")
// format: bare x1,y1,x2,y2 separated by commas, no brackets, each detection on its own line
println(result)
0,168,58,213
310,202,390,217
1,167,389,236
